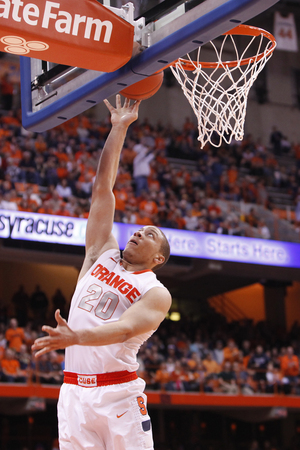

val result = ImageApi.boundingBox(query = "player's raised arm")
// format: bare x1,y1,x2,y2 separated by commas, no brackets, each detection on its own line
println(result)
79,96,140,280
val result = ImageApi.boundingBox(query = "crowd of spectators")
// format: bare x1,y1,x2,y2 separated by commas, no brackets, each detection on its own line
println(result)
137,309,300,396
0,316,64,385
0,106,300,241
2,286,300,396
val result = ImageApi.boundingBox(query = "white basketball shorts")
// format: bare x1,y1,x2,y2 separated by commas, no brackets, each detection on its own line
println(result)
57,377,154,450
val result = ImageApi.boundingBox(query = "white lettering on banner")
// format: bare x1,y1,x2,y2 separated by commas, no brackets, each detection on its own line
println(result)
12,0,23,22
41,1,58,28
0,0,10,19
23,3,39,26
167,233,198,253
205,237,288,264
84,17,112,42
0,0,113,43
0,211,298,267
77,375,97,387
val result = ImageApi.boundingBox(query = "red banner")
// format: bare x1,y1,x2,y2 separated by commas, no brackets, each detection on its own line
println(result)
0,0,134,72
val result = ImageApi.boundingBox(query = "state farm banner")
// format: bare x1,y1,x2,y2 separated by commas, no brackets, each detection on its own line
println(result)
274,11,298,52
0,0,134,71
1,210,300,268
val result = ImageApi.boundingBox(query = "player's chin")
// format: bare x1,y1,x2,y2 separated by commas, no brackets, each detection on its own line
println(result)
122,248,138,264
123,245,136,257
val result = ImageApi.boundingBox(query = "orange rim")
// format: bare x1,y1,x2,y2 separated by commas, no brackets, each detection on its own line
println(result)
169,24,276,70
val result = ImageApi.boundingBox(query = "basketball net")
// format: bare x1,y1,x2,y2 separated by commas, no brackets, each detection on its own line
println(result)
170,25,276,148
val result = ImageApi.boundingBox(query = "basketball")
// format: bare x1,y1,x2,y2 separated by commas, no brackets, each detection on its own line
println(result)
120,71,164,101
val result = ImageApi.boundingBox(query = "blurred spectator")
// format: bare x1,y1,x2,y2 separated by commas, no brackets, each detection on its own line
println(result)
270,126,283,156
19,151,38,184
258,220,271,239
11,284,29,326
245,207,259,228
218,361,239,394
0,329,6,360
223,339,240,365
152,361,172,390
48,351,64,384
0,72,14,110
265,362,283,394
280,346,299,394
51,289,67,319
202,353,221,378
30,285,49,323
213,340,225,366
183,209,198,231
0,191,18,210
248,345,270,392
133,139,155,196
5,318,25,353
19,343,31,379
31,353,52,384
1,348,26,382
168,360,190,391
56,178,73,201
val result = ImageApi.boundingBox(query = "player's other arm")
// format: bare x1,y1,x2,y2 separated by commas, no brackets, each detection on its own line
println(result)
32,287,171,357
79,97,140,280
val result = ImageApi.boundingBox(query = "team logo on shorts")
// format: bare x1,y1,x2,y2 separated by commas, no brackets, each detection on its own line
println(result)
0,36,49,55
77,374,97,387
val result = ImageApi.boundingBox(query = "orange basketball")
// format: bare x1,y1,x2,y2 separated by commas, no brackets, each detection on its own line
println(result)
120,71,164,101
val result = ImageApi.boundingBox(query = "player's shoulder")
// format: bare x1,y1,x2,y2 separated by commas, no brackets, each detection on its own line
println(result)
141,285,172,312
97,247,121,263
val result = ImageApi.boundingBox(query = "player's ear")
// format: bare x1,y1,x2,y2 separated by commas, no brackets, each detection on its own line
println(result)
153,254,165,266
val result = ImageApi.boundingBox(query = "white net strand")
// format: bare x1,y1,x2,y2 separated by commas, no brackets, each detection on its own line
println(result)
171,31,275,148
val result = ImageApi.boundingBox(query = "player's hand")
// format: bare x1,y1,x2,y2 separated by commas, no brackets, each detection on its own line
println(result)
31,309,78,358
104,94,140,128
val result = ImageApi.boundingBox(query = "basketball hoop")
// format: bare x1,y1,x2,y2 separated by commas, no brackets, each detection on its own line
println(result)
169,25,276,148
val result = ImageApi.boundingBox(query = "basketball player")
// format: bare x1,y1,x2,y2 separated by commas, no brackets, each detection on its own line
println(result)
32,95,172,450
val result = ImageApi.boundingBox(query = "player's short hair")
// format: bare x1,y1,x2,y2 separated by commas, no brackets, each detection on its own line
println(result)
153,228,170,272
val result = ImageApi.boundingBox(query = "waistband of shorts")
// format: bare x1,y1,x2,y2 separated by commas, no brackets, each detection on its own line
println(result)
63,370,138,387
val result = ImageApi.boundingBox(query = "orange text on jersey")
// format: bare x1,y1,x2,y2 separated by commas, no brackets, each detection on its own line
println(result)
91,264,141,304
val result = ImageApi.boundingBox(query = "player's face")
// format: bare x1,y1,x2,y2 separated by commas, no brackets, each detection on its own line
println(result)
123,226,164,268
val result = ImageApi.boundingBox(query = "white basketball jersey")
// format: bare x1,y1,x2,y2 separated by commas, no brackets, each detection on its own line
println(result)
65,248,167,374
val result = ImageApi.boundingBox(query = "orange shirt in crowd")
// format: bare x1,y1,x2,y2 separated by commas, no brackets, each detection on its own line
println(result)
170,367,190,383
121,147,136,166
18,204,33,213
1,358,20,375
202,358,221,376
56,166,69,180
113,188,128,212
281,355,299,377
223,343,240,364
139,200,158,216
55,151,69,163
155,368,171,385
135,214,154,226
117,171,131,185
227,167,238,184
148,176,160,192
5,327,25,352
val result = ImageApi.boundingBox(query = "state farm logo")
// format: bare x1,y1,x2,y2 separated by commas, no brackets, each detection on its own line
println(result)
0,1,113,43
0,35,49,55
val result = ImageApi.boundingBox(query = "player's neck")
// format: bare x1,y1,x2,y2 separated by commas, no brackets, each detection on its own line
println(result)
121,258,152,273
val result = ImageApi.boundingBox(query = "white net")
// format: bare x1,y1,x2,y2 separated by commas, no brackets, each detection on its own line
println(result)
170,27,276,148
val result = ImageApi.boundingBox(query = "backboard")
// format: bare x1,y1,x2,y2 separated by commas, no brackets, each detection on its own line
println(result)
19,0,280,132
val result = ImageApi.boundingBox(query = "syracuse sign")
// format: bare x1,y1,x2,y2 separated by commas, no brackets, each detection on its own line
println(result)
0,0,134,71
